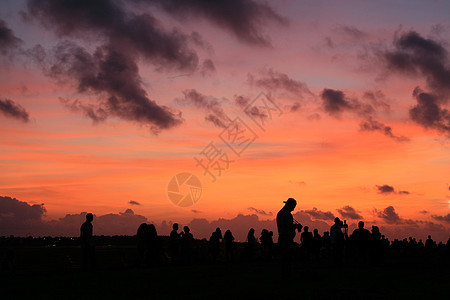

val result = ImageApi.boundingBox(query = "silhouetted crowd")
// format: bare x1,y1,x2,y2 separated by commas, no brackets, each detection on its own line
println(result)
131,219,450,270
1,215,448,274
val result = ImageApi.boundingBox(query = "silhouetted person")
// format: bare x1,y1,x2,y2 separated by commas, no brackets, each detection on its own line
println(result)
243,228,258,261
80,213,95,271
330,217,344,266
301,226,313,260
418,239,424,249
209,227,223,262
276,197,300,277
370,225,382,265
146,224,160,266
425,235,435,255
351,221,371,264
343,220,349,239
169,223,180,261
312,229,322,261
137,223,148,267
224,229,235,263
260,229,274,261
180,226,194,264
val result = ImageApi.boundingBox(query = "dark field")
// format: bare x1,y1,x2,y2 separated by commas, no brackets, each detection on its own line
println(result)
1,245,449,300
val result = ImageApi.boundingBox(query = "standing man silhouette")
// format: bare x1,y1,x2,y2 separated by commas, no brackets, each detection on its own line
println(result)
277,197,300,277
80,213,95,271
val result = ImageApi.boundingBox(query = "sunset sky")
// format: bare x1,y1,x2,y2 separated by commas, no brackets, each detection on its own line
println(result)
0,0,449,241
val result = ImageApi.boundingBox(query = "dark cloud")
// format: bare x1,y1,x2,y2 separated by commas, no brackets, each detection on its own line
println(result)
384,31,450,97
247,207,273,216
128,200,141,206
381,31,450,136
376,184,410,195
360,117,409,142
248,69,311,99
320,88,406,140
320,88,372,117
376,185,395,194
189,31,213,53
48,209,149,236
337,205,363,220
376,206,401,224
288,102,301,112
200,59,215,76
324,26,368,51
26,0,206,131
27,0,199,70
374,206,448,240
0,98,30,122
234,95,250,108
0,22,31,120
47,42,183,132
0,195,149,236
0,19,22,55
431,213,450,223
0,196,47,236
419,210,428,214
301,207,335,221
145,0,287,46
95,209,148,235
320,88,355,116
362,90,390,111
177,89,230,128
191,209,201,214
0,196,46,223
338,25,367,40
409,87,450,135
60,98,107,124
233,94,268,121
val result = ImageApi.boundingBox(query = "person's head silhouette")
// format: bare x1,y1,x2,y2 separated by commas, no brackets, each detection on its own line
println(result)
283,198,297,211
173,223,179,231
358,221,364,229
184,226,190,233
86,213,93,223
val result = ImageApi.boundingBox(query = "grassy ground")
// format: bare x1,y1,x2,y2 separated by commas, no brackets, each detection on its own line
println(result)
1,247,449,299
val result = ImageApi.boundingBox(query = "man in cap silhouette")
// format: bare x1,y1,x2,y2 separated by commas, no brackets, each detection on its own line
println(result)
277,197,301,277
